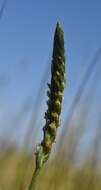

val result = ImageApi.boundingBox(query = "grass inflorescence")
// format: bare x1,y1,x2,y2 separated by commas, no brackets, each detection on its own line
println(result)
29,22,66,190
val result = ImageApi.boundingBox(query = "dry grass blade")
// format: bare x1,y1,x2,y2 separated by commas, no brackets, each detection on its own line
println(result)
64,60,100,161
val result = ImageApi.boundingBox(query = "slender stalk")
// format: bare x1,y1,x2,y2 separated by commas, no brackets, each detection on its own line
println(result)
28,21,66,190
29,168,40,190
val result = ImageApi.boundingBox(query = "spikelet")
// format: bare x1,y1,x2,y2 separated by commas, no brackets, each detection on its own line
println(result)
35,22,66,169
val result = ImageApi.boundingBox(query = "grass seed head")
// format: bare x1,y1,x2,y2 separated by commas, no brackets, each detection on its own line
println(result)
35,21,66,169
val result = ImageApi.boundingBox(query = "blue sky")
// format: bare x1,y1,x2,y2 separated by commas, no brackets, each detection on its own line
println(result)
0,0,101,147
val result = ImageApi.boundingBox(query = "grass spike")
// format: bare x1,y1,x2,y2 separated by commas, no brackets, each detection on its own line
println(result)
29,21,66,190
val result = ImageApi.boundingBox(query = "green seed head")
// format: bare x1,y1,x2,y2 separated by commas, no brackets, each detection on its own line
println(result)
35,21,66,169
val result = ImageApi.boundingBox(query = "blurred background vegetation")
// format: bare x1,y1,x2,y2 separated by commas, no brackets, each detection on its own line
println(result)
0,0,101,190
